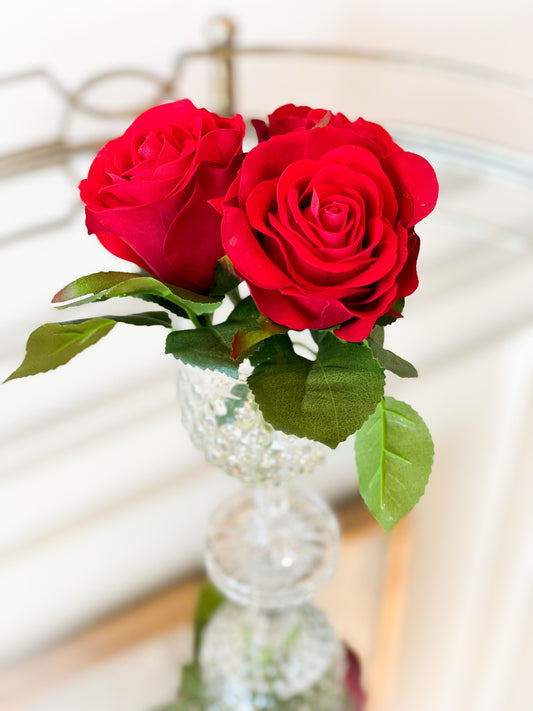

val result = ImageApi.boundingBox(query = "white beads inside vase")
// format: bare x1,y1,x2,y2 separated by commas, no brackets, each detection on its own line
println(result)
177,362,325,483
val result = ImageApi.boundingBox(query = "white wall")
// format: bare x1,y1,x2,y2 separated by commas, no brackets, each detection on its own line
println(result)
2,0,532,80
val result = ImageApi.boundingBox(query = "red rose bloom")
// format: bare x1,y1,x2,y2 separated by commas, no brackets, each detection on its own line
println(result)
221,115,438,341
79,99,245,293
252,103,351,141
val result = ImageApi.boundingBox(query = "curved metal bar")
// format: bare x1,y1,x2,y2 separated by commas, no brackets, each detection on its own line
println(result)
0,140,106,181
175,44,533,95
0,69,70,97
68,68,174,119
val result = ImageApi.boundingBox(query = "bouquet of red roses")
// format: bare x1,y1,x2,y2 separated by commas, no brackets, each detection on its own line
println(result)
6,100,438,530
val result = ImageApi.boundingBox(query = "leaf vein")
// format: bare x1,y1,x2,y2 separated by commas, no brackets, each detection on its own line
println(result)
367,416,381,433
369,467,381,489
388,473,409,491
383,407,415,425
316,358,342,444
384,447,411,464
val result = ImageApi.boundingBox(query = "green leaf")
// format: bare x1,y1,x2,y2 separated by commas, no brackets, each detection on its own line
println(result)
52,271,222,322
152,581,224,711
134,293,189,319
4,312,171,382
53,271,135,300
225,294,260,324
367,327,418,378
208,257,240,298
153,662,205,711
165,297,282,375
70,311,173,328
248,333,385,448
165,327,238,377
370,344,418,378
376,297,405,327
368,324,385,348
231,322,286,360
4,318,116,381
310,329,332,347
355,396,434,530
193,581,225,660
228,298,288,360
174,663,205,710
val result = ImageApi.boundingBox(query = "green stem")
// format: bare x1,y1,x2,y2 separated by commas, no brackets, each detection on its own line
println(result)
188,311,202,329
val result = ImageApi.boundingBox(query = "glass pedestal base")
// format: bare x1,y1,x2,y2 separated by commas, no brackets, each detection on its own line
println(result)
200,601,346,710
178,361,346,707
205,485,340,608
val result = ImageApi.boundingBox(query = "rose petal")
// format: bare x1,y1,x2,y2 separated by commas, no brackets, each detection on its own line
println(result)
250,283,356,330
163,183,224,291
334,316,376,342
383,151,439,226
251,118,270,142
193,125,246,170
245,178,279,236
395,227,420,296
317,146,398,225
248,284,315,330
93,230,152,274
221,204,294,290
348,117,402,158
98,176,182,206
237,131,312,202
84,196,188,284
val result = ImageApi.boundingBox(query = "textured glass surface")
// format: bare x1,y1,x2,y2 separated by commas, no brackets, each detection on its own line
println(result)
178,361,342,701
200,601,346,710
178,362,339,608
177,362,326,484
205,485,339,608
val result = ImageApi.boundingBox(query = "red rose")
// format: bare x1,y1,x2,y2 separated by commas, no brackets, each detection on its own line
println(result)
252,103,351,141
221,116,438,341
79,99,245,293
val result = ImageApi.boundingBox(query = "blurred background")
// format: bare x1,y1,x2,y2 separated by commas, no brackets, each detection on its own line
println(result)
1,1,532,710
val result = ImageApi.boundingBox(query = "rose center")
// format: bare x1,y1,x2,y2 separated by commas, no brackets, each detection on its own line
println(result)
320,203,348,232
300,188,357,248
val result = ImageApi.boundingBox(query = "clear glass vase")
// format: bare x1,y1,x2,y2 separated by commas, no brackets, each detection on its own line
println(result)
177,362,345,707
